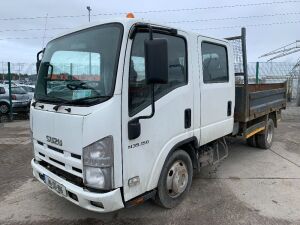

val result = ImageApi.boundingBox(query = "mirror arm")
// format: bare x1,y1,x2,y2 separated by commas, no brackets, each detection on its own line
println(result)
48,63,54,77
136,84,155,122
148,25,153,40
128,84,155,140
36,48,45,62
36,48,45,74
130,25,155,125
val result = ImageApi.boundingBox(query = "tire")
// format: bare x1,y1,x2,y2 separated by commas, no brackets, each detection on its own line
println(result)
154,150,193,209
256,119,275,149
0,103,9,114
246,135,256,147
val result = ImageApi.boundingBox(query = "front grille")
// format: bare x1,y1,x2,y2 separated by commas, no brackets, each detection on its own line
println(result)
49,157,65,166
39,160,84,187
48,145,63,154
72,167,82,173
71,153,81,160
34,140,82,177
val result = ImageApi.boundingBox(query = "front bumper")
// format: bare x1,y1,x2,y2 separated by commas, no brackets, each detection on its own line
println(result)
31,159,124,212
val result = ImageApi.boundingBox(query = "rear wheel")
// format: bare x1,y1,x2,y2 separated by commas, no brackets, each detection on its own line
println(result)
154,150,193,209
0,103,9,114
256,119,274,149
246,135,256,147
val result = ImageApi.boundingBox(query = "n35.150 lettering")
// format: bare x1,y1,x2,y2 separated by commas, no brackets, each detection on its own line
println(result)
128,140,149,149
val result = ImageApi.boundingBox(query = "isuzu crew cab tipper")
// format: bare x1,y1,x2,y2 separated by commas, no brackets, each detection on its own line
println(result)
31,17,286,212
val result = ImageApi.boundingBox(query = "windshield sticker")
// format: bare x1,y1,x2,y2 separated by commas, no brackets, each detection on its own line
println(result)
72,90,92,100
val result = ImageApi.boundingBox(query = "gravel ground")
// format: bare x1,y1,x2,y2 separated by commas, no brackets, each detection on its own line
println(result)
0,105,299,225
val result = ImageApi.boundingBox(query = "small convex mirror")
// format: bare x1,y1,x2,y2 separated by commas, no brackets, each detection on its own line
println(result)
144,39,168,84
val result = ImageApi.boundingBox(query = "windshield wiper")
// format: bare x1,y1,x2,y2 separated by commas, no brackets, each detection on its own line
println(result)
66,82,90,90
52,96,111,111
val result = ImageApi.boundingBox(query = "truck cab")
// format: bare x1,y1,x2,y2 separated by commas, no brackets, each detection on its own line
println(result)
31,17,237,212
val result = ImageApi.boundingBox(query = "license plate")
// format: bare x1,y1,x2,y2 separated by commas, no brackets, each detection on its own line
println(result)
44,175,67,196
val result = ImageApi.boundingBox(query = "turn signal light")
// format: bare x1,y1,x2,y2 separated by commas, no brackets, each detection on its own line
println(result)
126,13,135,18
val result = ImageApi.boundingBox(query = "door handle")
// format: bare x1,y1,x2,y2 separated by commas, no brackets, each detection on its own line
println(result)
185,109,191,128
227,101,232,116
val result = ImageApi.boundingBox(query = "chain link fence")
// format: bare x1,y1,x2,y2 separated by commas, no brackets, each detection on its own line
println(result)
0,60,299,122
0,62,36,84
0,62,35,121
227,31,300,104
247,62,300,102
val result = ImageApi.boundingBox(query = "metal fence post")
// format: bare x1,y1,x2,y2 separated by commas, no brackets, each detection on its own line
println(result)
297,75,300,106
8,62,13,121
255,62,259,84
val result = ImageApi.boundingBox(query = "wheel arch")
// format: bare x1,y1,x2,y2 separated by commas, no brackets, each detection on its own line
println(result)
0,99,10,105
146,135,199,191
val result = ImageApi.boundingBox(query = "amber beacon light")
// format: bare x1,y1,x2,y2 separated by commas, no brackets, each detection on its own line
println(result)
126,12,135,18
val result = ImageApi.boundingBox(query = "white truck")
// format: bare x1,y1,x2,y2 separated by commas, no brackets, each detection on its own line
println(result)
30,17,286,212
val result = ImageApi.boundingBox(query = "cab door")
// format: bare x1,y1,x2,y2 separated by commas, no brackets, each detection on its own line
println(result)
121,30,193,201
198,37,235,145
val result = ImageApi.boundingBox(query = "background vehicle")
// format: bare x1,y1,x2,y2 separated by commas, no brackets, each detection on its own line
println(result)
30,18,286,213
1,80,17,86
0,84,31,114
19,85,35,100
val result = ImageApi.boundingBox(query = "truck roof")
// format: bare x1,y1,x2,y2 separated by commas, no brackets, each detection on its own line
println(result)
50,17,228,44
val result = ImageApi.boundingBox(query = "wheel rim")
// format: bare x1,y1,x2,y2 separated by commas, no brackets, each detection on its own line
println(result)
166,160,189,198
266,123,273,144
0,104,8,114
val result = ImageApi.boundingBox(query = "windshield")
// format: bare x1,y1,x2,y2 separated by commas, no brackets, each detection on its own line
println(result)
35,23,123,105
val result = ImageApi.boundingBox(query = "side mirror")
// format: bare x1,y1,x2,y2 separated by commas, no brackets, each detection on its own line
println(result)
128,119,141,140
144,39,168,84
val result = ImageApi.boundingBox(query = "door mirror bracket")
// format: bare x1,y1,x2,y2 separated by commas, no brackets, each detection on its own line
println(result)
128,25,168,140
36,48,45,74
128,84,155,140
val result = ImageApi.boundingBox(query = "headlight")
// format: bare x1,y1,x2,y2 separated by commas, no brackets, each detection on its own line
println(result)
83,136,113,190
84,167,112,189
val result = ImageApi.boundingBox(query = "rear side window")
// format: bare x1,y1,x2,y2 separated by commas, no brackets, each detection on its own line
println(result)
201,42,228,83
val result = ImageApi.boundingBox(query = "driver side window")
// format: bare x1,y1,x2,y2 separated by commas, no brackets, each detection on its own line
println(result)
129,32,187,117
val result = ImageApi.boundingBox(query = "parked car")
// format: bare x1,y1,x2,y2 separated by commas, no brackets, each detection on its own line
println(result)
1,80,17,86
0,84,31,114
19,85,35,99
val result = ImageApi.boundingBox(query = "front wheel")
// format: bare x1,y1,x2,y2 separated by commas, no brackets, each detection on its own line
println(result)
0,103,9,114
154,150,193,209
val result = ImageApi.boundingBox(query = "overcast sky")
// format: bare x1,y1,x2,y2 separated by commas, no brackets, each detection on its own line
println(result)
0,0,299,66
